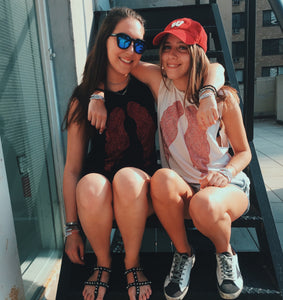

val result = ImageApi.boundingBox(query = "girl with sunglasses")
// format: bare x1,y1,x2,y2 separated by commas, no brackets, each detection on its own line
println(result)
63,7,224,300
90,17,251,300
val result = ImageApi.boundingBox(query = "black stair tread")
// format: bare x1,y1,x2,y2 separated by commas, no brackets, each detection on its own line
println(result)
139,204,262,229
57,252,281,300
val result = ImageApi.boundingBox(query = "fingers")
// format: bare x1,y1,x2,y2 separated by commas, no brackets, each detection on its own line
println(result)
65,249,85,265
79,243,85,263
200,171,229,189
212,108,219,121
197,108,218,129
88,99,107,133
65,237,85,265
197,93,219,129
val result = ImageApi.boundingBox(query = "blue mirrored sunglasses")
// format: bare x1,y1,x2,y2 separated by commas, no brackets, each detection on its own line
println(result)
110,33,146,54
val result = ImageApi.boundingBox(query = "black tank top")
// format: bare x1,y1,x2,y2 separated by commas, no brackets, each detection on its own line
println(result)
83,76,159,181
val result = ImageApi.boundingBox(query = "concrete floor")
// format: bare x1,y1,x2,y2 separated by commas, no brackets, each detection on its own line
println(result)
253,118,283,249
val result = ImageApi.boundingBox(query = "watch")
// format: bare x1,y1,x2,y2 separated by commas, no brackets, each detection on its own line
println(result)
218,168,233,183
90,93,105,102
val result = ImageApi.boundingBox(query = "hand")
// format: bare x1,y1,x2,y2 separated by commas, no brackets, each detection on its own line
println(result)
64,232,85,265
88,93,107,134
199,170,229,189
197,95,219,130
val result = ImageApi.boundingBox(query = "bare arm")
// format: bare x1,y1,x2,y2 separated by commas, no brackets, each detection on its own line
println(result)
130,61,162,100
205,62,225,91
63,100,88,264
222,94,251,176
200,92,251,188
197,63,225,129
88,62,225,133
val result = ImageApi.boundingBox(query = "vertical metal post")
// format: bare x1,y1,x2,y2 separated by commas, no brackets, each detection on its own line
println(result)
244,0,256,141
268,0,283,31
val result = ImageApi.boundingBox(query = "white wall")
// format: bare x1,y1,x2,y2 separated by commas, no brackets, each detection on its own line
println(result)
70,0,94,83
255,77,276,117
0,139,25,300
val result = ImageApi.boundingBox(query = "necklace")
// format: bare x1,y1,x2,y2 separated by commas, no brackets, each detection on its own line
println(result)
107,75,129,86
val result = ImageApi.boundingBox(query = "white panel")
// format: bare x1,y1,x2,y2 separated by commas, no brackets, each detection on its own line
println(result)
0,138,25,300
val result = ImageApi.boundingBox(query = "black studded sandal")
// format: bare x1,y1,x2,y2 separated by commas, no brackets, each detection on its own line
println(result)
125,267,152,298
84,266,111,299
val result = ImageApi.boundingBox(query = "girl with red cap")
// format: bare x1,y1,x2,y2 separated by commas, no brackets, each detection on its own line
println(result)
147,17,251,300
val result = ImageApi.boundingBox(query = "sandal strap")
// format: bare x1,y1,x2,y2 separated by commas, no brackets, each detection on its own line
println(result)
93,266,112,273
124,267,151,296
126,280,152,289
84,280,109,289
84,266,111,297
124,267,143,275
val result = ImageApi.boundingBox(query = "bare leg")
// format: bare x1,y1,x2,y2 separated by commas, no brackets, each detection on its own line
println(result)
150,168,194,256
189,185,249,254
76,173,113,300
112,167,153,300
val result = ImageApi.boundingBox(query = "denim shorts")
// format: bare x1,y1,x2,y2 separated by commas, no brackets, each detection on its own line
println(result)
189,171,250,215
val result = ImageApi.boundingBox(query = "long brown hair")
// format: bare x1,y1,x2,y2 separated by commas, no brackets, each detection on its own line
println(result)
62,7,145,131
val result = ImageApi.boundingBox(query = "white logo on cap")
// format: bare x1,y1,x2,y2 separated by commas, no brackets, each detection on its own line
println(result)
171,20,184,28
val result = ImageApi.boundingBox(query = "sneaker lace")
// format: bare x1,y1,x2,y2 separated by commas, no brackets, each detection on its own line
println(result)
170,254,187,284
219,254,236,281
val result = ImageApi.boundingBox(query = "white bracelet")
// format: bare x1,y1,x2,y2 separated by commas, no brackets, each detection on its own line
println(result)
218,168,233,183
199,92,215,101
90,94,105,102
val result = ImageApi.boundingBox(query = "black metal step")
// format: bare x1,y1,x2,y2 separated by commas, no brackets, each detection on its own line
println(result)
56,252,282,300
142,203,263,229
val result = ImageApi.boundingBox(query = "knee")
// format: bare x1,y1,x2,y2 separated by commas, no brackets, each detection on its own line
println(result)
112,167,149,204
150,168,179,204
189,194,220,226
76,173,111,210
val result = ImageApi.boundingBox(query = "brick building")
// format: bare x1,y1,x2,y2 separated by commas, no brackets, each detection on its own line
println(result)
232,0,283,82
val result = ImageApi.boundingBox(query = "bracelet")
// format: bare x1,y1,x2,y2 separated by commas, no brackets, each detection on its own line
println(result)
218,168,233,183
66,221,79,227
65,228,80,238
90,93,105,102
65,222,81,238
199,91,216,101
199,84,217,97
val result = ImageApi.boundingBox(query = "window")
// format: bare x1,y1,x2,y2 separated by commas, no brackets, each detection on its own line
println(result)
262,39,283,55
232,0,240,5
262,66,283,77
232,41,245,58
263,10,278,26
235,69,244,83
233,13,245,33
0,0,62,298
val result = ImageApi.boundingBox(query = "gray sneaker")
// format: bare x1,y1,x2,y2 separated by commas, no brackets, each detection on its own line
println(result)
164,251,195,300
216,252,243,299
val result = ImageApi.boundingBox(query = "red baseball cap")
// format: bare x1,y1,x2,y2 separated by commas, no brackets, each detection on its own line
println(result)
152,18,207,53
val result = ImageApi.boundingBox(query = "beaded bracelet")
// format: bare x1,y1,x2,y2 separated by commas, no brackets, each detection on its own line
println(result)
199,84,217,97
65,222,81,238
90,93,105,102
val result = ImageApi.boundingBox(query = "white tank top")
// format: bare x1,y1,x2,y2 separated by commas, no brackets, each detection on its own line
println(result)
157,78,231,184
